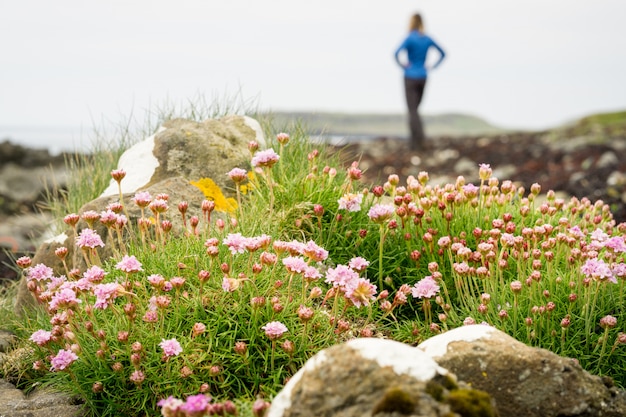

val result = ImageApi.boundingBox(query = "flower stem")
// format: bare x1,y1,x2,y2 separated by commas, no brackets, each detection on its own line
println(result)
378,224,386,289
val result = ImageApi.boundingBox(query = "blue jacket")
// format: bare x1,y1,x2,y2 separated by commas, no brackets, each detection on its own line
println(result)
395,31,445,80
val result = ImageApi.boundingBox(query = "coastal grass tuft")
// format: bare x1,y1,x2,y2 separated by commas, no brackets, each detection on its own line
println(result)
1,102,625,417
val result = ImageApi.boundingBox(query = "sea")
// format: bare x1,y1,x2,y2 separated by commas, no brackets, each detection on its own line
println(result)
0,125,96,155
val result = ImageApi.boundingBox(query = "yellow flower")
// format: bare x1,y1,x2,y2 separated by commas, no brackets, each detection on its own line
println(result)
240,171,257,195
190,178,237,213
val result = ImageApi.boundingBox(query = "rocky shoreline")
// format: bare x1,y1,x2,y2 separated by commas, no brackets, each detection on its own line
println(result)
330,128,626,225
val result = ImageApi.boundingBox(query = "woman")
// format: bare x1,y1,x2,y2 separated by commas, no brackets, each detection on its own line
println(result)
394,13,446,151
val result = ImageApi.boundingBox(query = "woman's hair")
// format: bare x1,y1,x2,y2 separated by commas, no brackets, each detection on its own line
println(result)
409,13,424,33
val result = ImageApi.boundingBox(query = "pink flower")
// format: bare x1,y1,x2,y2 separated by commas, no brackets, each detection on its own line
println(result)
325,264,359,289
158,396,184,416
99,209,118,226
46,275,67,292
262,321,288,340
228,167,248,183
303,266,322,281
604,236,626,252
16,256,32,269
282,256,308,274
345,278,377,308
159,338,183,357
600,315,618,329
147,274,166,288
143,311,158,323
411,276,440,299
50,348,78,371
93,282,123,309
83,265,107,283
75,228,105,249
612,263,626,279
29,329,52,346
132,191,152,207
510,280,523,293
252,399,271,417
276,132,290,144
221,277,241,292
478,163,492,180
302,240,328,262
26,263,54,282
110,169,126,182
130,370,145,385
116,255,143,273
348,256,370,272
192,322,206,338
244,236,264,252
462,183,479,197
149,199,168,214
581,258,616,283
463,317,477,325
181,394,211,415
251,148,280,168
297,305,314,322
367,204,395,223
223,233,248,255
338,193,363,212
49,288,82,311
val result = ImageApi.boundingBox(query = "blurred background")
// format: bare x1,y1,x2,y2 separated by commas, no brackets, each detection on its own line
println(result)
1,0,626,153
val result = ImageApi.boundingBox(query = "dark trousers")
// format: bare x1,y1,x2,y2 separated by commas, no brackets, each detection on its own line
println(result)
404,77,427,150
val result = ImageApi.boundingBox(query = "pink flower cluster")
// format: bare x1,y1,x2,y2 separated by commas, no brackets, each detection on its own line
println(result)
48,287,82,311
367,203,395,223
75,228,105,249
26,263,54,282
132,191,152,207
251,148,280,168
411,276,440,299
93,282,123,310
273,239,328,262
116,255,143,273
228,167,248,183
50,348,78,371
223,233,272,255
338,193,363,212
262,321,288,340
159,338,183,357
158,394,237,416
324,259,377,308
29,329,52,346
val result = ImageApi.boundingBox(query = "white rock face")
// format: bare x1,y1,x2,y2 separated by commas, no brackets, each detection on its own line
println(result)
242,116,266,147
417,324,496,359
267,338,447,417
267,350,329,417
347,337,445,380
100,128,164,197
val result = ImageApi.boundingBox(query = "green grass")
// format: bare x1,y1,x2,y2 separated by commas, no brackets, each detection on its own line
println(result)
1,100,625,417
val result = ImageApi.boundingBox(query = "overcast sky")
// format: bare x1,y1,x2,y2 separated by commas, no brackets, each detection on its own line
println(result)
2,0,626,140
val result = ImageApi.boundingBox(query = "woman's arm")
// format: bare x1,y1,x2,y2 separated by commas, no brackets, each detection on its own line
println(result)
429,39,446,69
394,39,409,69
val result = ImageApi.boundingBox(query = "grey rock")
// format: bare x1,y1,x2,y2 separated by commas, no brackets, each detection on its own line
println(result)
453,157,477,176
0,213,54,253
99,115,265,198
0,380,85,417
14,115,261,316
597,151,619,169
268,337,497,417
418,325,626,417
0,330,16,353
